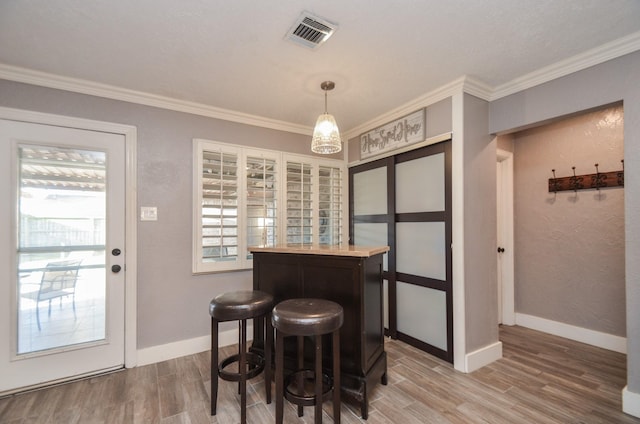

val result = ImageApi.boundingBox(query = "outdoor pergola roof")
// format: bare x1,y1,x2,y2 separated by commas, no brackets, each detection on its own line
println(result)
19,146,106,192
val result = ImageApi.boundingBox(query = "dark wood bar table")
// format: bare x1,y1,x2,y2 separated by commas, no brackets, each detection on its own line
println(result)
249,244,389,419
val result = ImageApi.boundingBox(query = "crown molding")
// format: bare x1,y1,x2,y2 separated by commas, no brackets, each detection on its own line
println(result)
342,76,464,141
2,30,639,139
0,63,313,136
344,29,640,139
461,77,493,101
491,30,640,101
343,75,491,141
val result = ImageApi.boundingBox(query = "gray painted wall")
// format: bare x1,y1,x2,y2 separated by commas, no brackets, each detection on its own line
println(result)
426,97,453,139
2,78,460,361
513,105,625,336
490,50,640,393
0,79,321,349
462,94,498,352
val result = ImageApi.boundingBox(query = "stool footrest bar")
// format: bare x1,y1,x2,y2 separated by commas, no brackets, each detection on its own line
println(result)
284,370,333,406
218,352,265,382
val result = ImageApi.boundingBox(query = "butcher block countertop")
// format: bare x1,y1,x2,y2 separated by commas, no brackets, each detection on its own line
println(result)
248,244,389,257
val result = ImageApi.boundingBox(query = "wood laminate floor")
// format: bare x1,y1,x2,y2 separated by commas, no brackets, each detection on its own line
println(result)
1,325,638,423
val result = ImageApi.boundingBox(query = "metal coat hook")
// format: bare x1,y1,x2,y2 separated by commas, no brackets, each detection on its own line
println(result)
548,161,624,192
551,169,558,193
618,159,625,186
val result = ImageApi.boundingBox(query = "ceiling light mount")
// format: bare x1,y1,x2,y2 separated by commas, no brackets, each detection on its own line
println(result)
311,81,342,154
320,81,335,92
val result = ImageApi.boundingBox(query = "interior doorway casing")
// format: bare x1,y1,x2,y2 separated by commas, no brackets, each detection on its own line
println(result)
496,148,515,326
0,106,138,370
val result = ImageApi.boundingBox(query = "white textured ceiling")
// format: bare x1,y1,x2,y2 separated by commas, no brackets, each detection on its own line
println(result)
1,0,640,134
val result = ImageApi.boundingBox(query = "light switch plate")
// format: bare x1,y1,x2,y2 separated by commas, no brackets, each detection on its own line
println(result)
140,206,158,221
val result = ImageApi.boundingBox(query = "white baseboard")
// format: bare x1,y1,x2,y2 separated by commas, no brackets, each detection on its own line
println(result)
137,326,252,366
515,313,627,354
623,386,640,418
465,341,503,373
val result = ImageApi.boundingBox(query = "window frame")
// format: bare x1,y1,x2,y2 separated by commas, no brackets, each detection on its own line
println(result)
193,139,346,274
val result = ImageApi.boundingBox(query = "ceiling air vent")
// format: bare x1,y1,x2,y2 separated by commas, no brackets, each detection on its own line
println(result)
285,12,338,50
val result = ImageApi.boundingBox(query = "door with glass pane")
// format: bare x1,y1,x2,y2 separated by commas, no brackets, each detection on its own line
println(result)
350,141,452,362
0,120,126,393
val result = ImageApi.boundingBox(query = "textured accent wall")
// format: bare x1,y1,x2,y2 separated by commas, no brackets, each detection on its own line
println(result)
513,104,625,336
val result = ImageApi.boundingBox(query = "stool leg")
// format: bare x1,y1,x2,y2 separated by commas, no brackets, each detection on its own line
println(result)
314,334,323,424
237,321,242,395
265,313,272,404
211,318,219,416
275,330,284,424
240,319,247,424
332,330,341,424
297,335,304,417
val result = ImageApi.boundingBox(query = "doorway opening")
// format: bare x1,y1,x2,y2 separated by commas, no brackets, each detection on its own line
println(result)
495,103,625,352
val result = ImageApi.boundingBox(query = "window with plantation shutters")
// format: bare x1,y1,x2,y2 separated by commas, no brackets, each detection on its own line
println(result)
193,139,346,273
199,148,239,269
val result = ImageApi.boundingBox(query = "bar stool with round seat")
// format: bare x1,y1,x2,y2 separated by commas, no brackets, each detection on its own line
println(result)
272,298,343,424
209,290,274,424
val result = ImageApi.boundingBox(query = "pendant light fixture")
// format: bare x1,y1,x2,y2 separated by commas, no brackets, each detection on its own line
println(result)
311,81,342,154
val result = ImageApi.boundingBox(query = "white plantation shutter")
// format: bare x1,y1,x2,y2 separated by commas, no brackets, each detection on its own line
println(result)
196,146,240,271
246,154,277,259
286,160,313,244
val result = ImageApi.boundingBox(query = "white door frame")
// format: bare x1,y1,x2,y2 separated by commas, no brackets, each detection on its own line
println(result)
496,148,515,325
0,106,138,368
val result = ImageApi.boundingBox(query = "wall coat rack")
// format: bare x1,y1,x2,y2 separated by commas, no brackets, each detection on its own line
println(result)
549,161,624,193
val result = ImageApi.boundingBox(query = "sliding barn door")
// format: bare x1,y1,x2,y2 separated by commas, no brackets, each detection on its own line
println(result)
350,141,452,362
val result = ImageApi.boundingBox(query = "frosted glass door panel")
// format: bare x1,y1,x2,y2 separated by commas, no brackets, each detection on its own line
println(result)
354,223,388,271
397,222,445,280
353,167,387,215
397,282,447,350
396,153,444,213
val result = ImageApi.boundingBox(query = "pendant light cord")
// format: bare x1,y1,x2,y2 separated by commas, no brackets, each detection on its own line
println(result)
324,89,328,114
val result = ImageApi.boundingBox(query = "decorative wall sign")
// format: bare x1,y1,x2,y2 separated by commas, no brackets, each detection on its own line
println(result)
360,109,425,159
